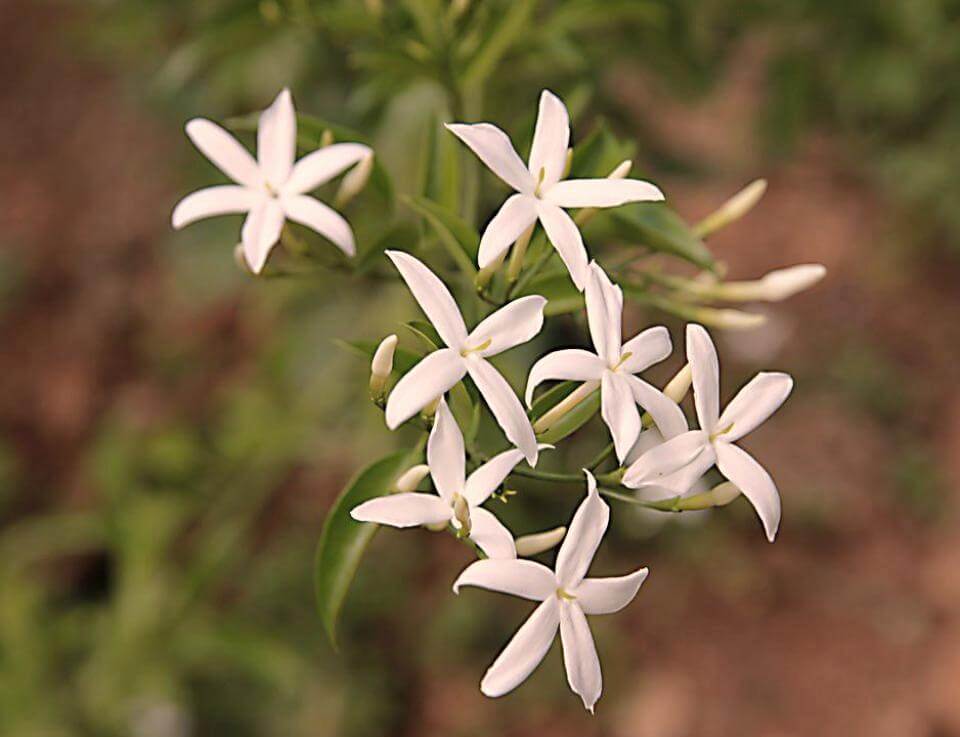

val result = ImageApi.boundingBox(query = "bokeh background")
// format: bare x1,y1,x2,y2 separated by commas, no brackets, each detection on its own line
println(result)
2,1,960,735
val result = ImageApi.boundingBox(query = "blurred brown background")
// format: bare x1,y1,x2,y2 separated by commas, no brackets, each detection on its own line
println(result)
2,1,959,735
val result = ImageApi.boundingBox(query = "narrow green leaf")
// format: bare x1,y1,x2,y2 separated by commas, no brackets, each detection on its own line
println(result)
461,0,537,91
315,450,419,648
421,114,461,213
610,203,715,272
403,195,479,275
536,389,601,444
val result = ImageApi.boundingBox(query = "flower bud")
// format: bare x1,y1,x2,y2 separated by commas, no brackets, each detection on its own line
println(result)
393,464,430,493
475,248,506,291
756,264,826,301
693,307,766,331
694,179,767,238
708,481,741,506
335,152,374,209
663,363,692,403
369,334,397,401
452,493,471,537
514,526,566,557
320,128,335,148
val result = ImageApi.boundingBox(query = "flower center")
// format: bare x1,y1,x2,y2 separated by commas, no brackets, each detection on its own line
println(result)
451,493,471,538
611,351,633,372
460,337,492,357
709,423,734,442
264,181,279,198
556,587,576,601
533,166,546,197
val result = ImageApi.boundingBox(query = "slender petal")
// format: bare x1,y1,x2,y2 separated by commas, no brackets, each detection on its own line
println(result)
480,598,560,698
625,428,666,467
622,430,712,488
465,448,527,506
466,356,539,465
633,446,717,500
241,199,285,273
718,372,793,442
559,602,602,712
618,326,672,374
584,262,622,363
527,90,570,190
574,569,649,615
623,374,688,441
427,400,465,503
171,185,257,229
185,119,262,188
453,559,556,600
384,349,467,429
555,472,609,588
525,349,606,407
469,507,517,560
350,492,451,527
601,372,641,465
445,123,534,194
536,201,589,290
687,324,720,432
715,441,781,542
547,178,664,208
466,295,546,357
281,195,355,256
257,88,297,187
283,142,372,195
477,194,538,268
385,251,469,348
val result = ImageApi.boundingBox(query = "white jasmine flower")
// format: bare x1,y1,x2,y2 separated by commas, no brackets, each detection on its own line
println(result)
446,90,664,290
384,250,546,464
352,400,540,559
172,89,371,273
623,324,793,541
525,262,686,463
453,471,647,712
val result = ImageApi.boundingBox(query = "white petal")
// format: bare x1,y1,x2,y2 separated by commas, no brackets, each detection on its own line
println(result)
537,201,589,290
466,356,539,465
185,119,262,188
559,602,602,712
623,374,688,441
622,430,712,488
624,427,666,467
257,89,297,188
281,195,355,256
715,441,781,542
601,372,641,465
555,472,609,588
546,178,664,208
427,399,465,503
171,186,257,229
469,507,517,560
349,492,451,527
584,262,622,363
384,348,467,429
477,194,539,268
385,251,468,349
283,142,372,195
464,448,526,506
241,199,285,274
528,90,570,190
687,324,720,432
573,569,649,615
480,598,559,698
641,444,717,499
525,349,605,407
453,558,556,599
466,295,546,357
445,122,534,193
718,372,793,442
618,325,672,374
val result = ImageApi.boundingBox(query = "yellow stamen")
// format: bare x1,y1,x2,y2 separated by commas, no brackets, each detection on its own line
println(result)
709,423,734,441
611,352,633,372
556,587,576,601
534,166,546,197
460,337,492,357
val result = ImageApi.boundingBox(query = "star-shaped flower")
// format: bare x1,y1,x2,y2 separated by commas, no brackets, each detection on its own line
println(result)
453,471,647,712
623,324,793,541
172,89,371,273
351,399,541,558
446,90,664,290
384,250,546,464
525,262,687,463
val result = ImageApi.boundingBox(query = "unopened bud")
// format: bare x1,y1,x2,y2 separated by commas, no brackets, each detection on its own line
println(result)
421,396,440,420
709,481,741,506
335,152,374,209
452,493,471,537
642,364,693,429
506,223,535,282
369,334,397,400
757,264,826,301
319,128,334,148
475,248,507,290
694,179,767,238
393,464,430,493
533,380,600,434
233,244,254,275
694,307,766,331
514,526,566,557
562,148,573,179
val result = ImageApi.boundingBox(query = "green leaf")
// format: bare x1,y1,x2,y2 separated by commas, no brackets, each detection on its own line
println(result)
461,0,537,91
609,203,715,271
315,450,420,648
569,121,637,179
403,195,479,276
536,388,601,445
520,273,584,316
421,114,461,213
